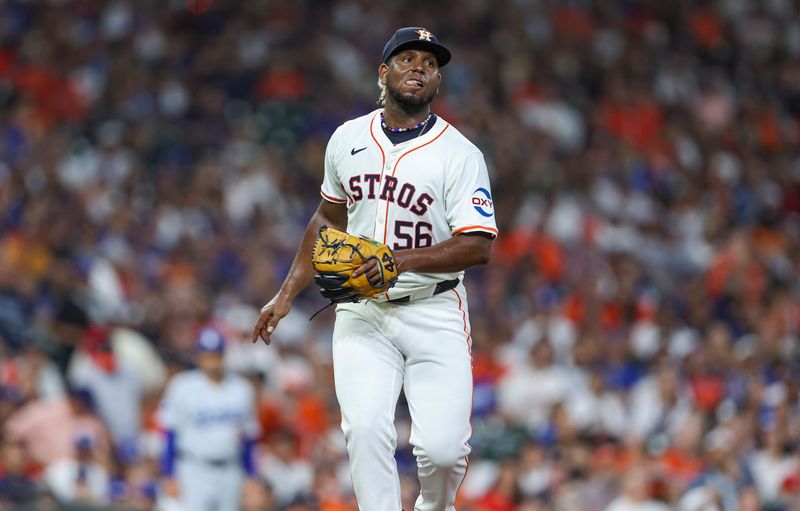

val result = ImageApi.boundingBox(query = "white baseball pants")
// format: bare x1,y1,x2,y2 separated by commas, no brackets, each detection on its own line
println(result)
175,458,243,511
333,284,473,511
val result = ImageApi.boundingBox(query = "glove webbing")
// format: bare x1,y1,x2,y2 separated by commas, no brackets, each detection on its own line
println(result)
317,234,369,267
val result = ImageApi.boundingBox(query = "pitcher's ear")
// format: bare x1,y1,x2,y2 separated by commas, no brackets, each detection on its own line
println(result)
379,62,389,84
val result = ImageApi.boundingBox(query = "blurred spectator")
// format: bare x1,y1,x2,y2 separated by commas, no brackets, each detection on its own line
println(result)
257,428,314,507
44,435,110,506
565,363,627,439
0,438,43,507
4,387,111,469
48,295,91,377
108,455,159,511
497,340,572,431
605,471,669,511
628,362,694,443
748,424,798,507
475,458,520,511
680,427,755,511
1,338,65,408
240,477,275,511
69,324,144,449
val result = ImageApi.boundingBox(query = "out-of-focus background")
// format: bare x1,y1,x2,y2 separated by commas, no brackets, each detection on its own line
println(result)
1,0,800,510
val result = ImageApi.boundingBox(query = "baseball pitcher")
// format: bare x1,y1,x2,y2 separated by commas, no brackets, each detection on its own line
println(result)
253,27,497,511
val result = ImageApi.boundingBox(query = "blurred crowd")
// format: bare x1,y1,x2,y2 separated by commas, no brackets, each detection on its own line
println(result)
1,0,800,510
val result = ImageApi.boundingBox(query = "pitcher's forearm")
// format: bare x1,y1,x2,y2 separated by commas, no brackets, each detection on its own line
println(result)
395,233,492,274
278,216,326,299
278,200,348,300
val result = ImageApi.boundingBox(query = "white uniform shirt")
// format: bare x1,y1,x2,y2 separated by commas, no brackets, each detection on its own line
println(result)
320,109,498,301
157,370,259,461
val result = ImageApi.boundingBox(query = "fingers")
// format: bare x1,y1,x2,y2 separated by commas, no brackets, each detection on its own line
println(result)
251,308,273,345
351,261,367,278
252,300,289,345
353,259,383,287
366,265,383,286
264,316,280,343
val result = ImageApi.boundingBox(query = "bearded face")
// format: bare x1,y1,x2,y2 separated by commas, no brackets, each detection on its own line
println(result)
381,49,441,113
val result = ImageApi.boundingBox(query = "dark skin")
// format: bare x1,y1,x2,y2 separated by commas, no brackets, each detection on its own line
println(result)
252,48,493,345
380,48,441,126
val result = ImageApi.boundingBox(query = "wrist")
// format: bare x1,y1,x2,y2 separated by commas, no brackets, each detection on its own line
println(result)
279,269,316,301
276,286,291,300
276,283,300,303
394,249,413,274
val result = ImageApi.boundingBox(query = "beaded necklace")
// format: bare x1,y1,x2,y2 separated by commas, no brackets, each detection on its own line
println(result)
380,112,432,134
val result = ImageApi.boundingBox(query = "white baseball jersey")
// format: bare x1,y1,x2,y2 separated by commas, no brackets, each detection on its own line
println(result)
157,370,258,461
320,109,498,301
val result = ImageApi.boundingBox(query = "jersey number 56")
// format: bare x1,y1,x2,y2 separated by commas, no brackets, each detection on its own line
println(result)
394,221,433,249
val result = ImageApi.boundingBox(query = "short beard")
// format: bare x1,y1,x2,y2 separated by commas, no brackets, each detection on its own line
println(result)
386,80,437,115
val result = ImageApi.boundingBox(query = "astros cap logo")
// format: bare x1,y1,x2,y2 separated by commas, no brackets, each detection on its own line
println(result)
382,27,452,67
415,29,433,41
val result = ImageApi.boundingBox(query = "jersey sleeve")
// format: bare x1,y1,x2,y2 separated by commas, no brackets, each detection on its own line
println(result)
445,150,499,238
320,127,348,204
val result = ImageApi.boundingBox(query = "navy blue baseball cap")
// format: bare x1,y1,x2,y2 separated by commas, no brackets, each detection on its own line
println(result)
195,326,226,354
382,27,451,67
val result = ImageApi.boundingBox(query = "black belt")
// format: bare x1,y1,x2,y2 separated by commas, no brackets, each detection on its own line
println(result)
179,452,234,468
205,459,233,468
388,279,459,304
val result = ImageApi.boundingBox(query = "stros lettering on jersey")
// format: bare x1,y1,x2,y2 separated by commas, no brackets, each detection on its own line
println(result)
320,109,498,302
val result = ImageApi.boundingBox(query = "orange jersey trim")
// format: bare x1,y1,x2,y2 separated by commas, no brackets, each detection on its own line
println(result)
382,124,451,243
369,112,387,169
452,288,471,349
368,113,388,242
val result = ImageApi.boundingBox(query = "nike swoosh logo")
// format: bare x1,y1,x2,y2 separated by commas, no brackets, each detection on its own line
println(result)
351,147,367,155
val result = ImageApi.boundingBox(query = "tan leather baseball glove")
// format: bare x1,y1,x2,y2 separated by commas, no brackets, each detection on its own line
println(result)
311,226,399,303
